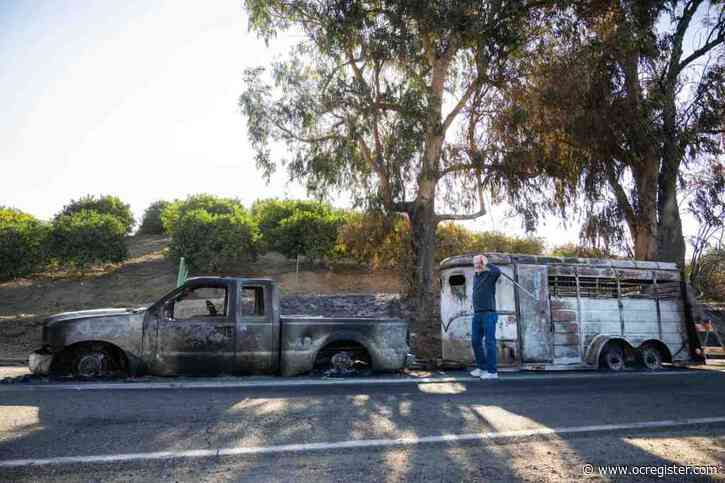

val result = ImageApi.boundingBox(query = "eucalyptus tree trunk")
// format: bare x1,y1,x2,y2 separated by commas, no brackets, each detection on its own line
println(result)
407,199,439,360
657,95,686,268
630,160,659,261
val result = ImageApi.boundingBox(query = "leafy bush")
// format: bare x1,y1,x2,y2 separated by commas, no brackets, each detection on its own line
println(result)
168,208,260,272
0,207,50,279
138,200,170,235
692,248,725,302
51,211,128,268
337,215,544,271
161,194,242,235
336,212,409,269
252,199,345,259
550,243,610,259
468,231,545,256
273,209,346,261
57,195,135,235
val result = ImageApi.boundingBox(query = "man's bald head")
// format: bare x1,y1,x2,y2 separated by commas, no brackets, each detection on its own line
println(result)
473,254,487,273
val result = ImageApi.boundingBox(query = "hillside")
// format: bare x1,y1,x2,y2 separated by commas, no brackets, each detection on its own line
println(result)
0,235,401,363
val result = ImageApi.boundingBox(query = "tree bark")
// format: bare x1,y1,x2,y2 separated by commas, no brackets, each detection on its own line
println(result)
657,94,686,267
630,160,659,260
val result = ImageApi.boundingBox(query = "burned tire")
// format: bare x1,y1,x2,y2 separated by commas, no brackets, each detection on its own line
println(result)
599,343,625,372
639,344,664,370
315,342,371,376
72,344,122,378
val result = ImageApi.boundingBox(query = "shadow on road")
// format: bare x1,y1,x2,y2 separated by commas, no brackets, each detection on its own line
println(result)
1,372,724,481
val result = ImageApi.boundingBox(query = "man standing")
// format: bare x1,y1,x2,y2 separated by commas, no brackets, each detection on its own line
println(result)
470,254,501,380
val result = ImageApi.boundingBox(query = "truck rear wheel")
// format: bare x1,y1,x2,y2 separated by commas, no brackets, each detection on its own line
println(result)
315,341,371,376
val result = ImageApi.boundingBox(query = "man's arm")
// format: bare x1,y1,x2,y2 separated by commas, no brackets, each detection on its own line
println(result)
487,263,501,282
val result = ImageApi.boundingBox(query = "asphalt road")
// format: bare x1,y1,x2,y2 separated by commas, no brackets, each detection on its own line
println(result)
1,370,725,482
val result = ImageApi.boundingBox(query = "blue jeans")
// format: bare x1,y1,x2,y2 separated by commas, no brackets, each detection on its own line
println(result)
472,312,497,373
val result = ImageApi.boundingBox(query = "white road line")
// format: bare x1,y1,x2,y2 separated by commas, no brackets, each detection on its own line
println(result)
1,416,724,468
0,369,716,392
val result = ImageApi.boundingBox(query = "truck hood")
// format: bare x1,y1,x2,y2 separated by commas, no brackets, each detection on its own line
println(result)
45,307,147,326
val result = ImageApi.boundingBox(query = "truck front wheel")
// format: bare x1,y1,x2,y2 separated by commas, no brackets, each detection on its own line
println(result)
72,344,124,378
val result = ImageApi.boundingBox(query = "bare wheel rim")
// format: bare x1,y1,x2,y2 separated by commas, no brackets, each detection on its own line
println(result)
76,352,110,377
641,347,662,370
604,347,624,371
330,351,354,371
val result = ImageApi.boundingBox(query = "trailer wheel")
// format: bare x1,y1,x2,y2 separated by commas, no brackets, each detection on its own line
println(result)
599,342,625,371
639,344,664,370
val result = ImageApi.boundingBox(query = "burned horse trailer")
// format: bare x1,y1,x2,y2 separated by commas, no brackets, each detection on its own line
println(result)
439,253,704,370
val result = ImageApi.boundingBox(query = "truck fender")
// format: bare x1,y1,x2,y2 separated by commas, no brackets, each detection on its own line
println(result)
314,331,376,366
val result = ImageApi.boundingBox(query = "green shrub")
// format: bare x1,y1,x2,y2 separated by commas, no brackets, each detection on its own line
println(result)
273,209,346,261
168,208,260,272
0,207,50,279
692,248,725,302
252,199,345,258
335,212,409,269
51,211,128,268
550,243,609,258
337,215,545,271
161,194,242,235
57,195,135,235
138,200,170,235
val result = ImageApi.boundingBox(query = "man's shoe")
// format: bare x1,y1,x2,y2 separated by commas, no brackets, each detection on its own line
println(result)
470,368,483,377
480,372,498,380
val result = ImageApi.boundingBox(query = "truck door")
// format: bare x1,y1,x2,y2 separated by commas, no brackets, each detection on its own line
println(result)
236,283,279,374
156,282,236,375
517,264,553,363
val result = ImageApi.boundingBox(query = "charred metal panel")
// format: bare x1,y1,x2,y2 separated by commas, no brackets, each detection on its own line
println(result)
550,296,581,364
156,317,236,375
279,317,408,376
580,298,622,351
659,299,689,360
621,299,659,336
518,264,552,363
45,309,144,359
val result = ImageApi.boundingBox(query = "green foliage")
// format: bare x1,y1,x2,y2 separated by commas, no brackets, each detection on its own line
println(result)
51,211,128,268
138,200,170,235
168,208,260,272
692,248,725,302
0,207,50,279
252,199,345,260
550,243,610,259
335,212,410,270
465,230,545,257
161,194,243,235
57,195,135,235
336,214,545,270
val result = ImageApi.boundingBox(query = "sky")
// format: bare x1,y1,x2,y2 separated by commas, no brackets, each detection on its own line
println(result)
0,1,710,252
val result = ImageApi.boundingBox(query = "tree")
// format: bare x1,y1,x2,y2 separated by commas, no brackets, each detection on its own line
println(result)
57,195,135,235
240,0,550,357
493,0,724,266
687,158,724,291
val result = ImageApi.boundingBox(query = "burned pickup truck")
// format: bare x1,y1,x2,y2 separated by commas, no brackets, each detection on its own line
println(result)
29,277,409,377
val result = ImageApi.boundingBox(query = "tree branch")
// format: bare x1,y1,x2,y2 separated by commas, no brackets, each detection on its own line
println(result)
274,120,342,143
605,164,636,229
436,173,487,221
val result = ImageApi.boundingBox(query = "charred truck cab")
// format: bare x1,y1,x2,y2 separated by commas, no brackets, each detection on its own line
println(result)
29,277,409,378
440,253,705,371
